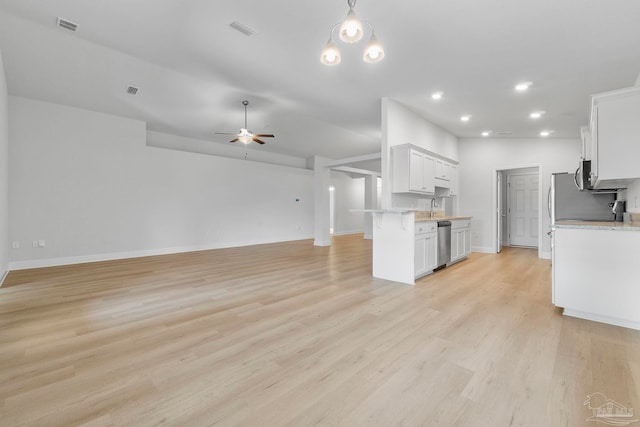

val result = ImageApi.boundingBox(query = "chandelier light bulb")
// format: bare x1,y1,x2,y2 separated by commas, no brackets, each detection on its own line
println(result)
363,34,384,63
339,8,363,43
320,39,341,65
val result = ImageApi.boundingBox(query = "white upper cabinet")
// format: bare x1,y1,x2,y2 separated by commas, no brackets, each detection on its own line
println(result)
449,164,458,196
393,146,435,194
392,144,458,196
434,159,451,181
589,86,640,189
580,126,591,161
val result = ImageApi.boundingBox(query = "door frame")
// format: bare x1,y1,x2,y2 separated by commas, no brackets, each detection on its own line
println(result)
492,164,543,258
497,171,503,253
506,170,539,248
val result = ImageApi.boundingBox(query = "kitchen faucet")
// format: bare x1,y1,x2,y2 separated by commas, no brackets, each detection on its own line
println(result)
430,198,437,219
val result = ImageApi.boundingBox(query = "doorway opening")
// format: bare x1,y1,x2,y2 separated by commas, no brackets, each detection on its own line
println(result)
495,166,542,255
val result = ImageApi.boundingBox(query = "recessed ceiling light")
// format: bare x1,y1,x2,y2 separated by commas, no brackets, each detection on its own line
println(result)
530,111,545,119
481,131,492,137
515,81,532,92
540,130,553,137
431,92,443,100
460,115,471,122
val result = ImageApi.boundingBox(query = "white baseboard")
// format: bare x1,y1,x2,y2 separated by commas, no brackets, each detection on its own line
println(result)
8,236,314,271
471,246,494,254
0,269,8,287
332,229,365,236
563,309,640,331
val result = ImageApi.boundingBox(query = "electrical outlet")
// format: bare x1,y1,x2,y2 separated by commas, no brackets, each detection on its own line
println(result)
12,241,19,249
38,240,46,247
32,241,38,247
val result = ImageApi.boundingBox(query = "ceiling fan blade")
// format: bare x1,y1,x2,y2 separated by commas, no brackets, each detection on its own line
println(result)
252,138,266,145
229,138,239,143
253,134,274,138
215,132,240,136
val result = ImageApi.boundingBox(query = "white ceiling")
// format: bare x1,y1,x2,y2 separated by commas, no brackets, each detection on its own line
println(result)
1,0,639,162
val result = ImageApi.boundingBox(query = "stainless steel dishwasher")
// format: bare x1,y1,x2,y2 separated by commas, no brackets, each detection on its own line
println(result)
437,220,451,267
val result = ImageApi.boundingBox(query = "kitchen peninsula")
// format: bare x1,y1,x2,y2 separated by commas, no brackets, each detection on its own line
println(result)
372,210,472,285
552,218,640,330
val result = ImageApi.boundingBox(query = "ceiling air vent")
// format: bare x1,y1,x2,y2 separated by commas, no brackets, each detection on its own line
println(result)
56,17,78,32
230,21,256,36
496,131,513,135
126,86,139,95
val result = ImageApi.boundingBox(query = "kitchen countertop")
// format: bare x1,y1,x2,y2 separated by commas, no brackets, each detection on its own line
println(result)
415,215,472,223
351,209,472,222
553,220,640,231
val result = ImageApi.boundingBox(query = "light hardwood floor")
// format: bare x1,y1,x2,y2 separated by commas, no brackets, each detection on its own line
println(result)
1,235,639,426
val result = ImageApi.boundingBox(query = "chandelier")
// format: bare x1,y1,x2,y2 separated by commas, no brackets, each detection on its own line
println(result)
320,0,385,66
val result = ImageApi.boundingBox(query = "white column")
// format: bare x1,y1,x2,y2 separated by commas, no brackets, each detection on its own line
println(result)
314,156,331,246
364,174,377,239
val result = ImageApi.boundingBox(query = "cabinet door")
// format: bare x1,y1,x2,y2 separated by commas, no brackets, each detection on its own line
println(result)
590,106,598,184
449,165,458,196
434,159,444,180
597,91,640,180
551,231,556,304
451,229,460,261
414,235,427,276
426,235,438,270
457,230,465,259
409,150,424,192
464,229,471,255
580,126,591,161
443,162,452,181
423,156,436,193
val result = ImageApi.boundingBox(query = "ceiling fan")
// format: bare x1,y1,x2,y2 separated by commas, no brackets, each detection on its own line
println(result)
215,100,274,145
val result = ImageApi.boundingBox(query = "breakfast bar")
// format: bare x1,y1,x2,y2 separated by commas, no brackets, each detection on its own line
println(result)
552,219,640,330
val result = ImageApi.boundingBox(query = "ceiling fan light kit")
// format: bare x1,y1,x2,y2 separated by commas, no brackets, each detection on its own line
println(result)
215,100,274,145
321,0,384,66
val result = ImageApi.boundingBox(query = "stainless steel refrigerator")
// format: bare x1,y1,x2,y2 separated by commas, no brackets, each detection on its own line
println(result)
549,172,615,223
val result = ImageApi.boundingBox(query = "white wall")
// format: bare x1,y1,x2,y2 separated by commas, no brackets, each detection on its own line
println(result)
330,171,365,235
381,98,459,210
8,97,314,268
458,137,581,257
0,50,8,283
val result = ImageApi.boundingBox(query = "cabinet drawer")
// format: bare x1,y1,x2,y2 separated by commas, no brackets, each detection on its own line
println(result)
451,220,470,230
415,222,437,234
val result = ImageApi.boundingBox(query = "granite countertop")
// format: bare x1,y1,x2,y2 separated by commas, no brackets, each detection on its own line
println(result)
351,209,472,222
553,220,640,231
415,211,471,222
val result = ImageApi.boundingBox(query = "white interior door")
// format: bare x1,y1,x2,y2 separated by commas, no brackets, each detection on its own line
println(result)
508,172,539,247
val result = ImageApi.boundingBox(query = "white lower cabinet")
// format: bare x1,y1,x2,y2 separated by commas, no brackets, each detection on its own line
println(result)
450,220,471,263
415,222,438,277
553,226,640,329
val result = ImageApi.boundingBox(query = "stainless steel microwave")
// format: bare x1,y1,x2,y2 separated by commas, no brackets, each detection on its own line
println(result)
575,160,592,190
